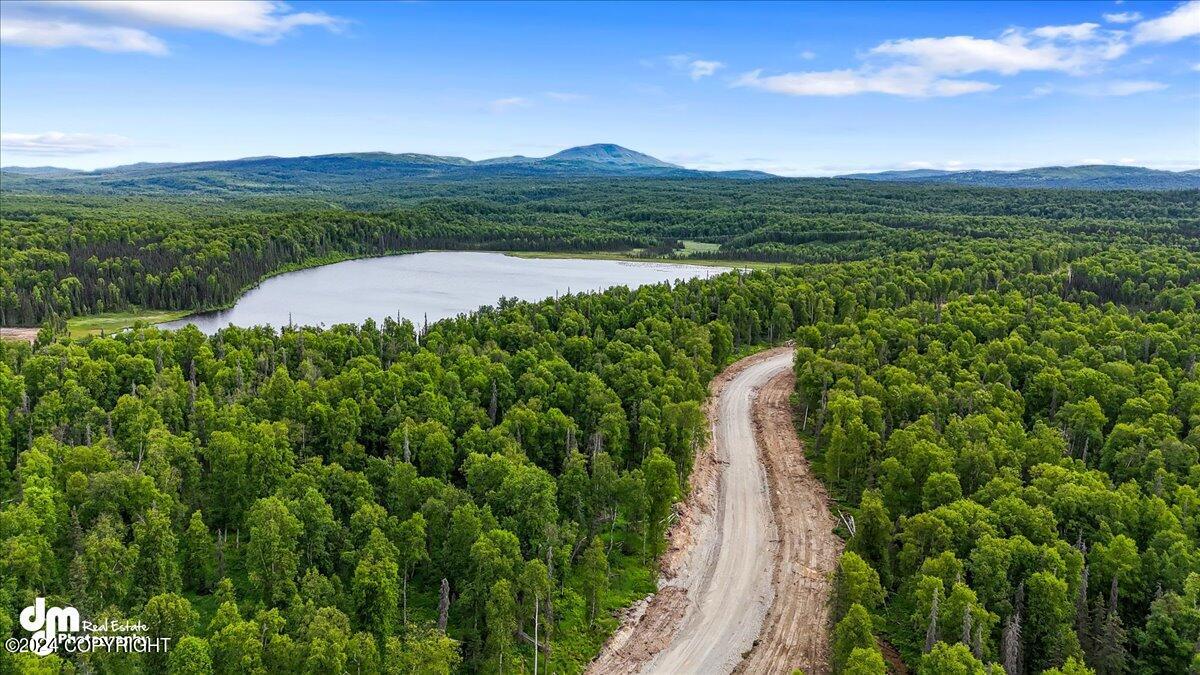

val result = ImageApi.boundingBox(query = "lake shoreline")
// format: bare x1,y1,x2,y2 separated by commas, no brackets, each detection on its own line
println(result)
55,249,730,337
155,250,729,334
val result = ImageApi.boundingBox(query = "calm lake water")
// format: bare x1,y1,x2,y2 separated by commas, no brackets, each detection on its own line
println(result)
160,251,724,334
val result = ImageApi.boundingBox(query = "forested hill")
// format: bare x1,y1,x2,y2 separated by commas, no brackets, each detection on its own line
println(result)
0,144,769,196
839,165,1200,190
6,147,1197,195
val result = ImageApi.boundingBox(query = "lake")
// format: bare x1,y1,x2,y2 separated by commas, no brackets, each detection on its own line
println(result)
160,251,725,334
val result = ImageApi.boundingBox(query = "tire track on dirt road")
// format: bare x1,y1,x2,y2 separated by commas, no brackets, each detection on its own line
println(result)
737,367,843,675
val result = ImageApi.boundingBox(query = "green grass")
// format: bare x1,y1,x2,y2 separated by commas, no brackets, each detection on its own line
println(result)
678,239,722,255
66,308,193,338
544,533,659,674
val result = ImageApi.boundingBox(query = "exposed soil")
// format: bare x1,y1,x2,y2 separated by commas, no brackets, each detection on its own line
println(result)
736,368,844,674
0,327,39,343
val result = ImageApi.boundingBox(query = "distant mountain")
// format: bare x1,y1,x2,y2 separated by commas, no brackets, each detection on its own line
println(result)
5,149,1195,196
544,143,679,169
839,165,1200,190
0,144,773,196
0,166,80,177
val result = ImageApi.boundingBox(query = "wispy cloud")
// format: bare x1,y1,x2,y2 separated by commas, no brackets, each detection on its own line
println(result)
666,54,725,80
735,67,996,98
688,59,724,79
489,97,531,113
1133,0,1200,43
870,25,1127,77
0,1,344,54
1075,79,1168,96
0,16,167,54
64,1,343,42
1028,79,1167,97
1103,11,1142,24
1,131,135,154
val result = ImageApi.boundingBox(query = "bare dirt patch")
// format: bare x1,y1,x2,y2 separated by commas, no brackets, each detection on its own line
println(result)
0,327,39,344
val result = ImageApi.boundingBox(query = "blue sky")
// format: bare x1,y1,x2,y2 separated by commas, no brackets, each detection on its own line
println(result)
1,0,1198,175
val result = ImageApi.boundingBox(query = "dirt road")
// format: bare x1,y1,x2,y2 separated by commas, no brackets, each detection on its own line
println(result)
642,350,788,673
592,346,841,674
737,368,843,674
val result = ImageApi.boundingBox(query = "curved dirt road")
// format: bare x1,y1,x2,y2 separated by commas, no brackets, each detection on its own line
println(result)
589,346,841,675
588,348,791,674
642,350,789,673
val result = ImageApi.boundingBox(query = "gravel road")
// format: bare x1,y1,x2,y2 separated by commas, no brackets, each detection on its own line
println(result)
590,347,839,675
641,350,792,673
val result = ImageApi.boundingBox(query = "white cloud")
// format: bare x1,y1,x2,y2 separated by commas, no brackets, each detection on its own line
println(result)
1030,22,1101,41
871,26,1127,77
799,50,817,60
737,19,1136,99
1103,11,1142,24
1,131,135,154
734,66,997,98
1076,79,1168,95
488,97,531,113
1026,79,1166,97
665,54,724,79
60,1,343,42
0,16,167,53
1133,1,1200,43
1022,79,1161,96
0,1,342,54
687,59,724,79
1194,62,1200,71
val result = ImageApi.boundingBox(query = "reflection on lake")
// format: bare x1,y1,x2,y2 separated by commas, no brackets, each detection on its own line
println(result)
160,251,725,334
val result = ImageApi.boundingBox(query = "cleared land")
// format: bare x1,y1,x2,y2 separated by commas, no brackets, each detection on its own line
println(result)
0,327,39,343
65,309,192,338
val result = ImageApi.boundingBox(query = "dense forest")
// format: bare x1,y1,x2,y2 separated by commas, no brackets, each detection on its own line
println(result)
2,240,1198,673
799,246,1200,674
3,179,1197,326
1,177,1199,673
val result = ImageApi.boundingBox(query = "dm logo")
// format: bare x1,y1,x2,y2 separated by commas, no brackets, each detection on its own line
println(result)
19,598,80,656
